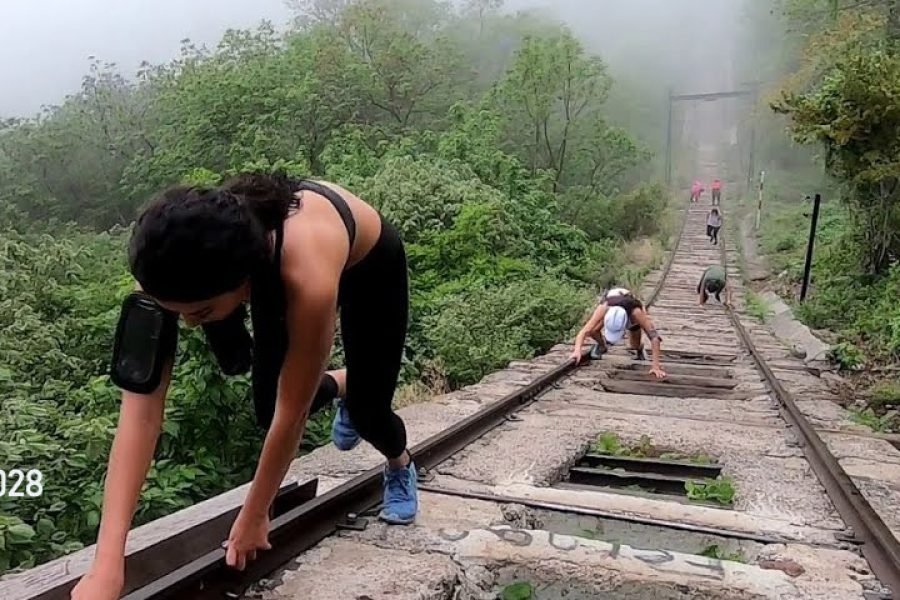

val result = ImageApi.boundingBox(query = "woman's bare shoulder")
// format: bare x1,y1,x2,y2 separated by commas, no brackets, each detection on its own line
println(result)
280,211,346,292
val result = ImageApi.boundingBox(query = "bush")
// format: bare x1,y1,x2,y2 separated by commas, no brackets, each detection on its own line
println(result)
757,191,900,365
424,277,593,386
558,182,667,243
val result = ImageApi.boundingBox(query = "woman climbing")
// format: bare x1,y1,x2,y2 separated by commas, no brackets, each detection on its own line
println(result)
690,180,704,203
706,207,723,245
71,172,417,599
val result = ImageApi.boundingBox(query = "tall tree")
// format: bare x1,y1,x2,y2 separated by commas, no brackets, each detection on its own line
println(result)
285,0,356,28
498,31,611,189
337,0,465,127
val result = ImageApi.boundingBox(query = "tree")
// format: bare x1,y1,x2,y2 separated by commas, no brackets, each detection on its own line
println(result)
773,46,900,274
284,0,356,28
0,59,154,227
463,0,504,37
337,0,465,127
497,31,611,189
571,120,648,198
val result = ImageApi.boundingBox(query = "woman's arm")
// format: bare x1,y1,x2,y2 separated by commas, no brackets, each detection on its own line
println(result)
95,374,171,556
240,263,340,520
633,310,666,378
571,305,607,363
95,281,176,564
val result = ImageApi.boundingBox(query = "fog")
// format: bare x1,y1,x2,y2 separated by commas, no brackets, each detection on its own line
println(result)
0,0,746,118
0,0,292,117
520,0,744,91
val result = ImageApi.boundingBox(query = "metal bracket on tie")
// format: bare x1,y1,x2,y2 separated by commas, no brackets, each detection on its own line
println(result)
417,467,435,483
835,529,861,544
336,512,370,531
505,413,524,423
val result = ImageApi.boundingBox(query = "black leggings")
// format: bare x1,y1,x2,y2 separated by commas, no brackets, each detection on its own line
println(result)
707,225,720,244
333,214,409,459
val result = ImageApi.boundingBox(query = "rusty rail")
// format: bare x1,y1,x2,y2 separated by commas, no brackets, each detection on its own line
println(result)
645,197,691,308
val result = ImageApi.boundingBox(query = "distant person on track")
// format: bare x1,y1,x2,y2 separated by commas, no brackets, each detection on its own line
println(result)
711,178,722,205
571,287,667,379
706,207,723,245
71,173,418,600
691,180,704,203
697,264,732,307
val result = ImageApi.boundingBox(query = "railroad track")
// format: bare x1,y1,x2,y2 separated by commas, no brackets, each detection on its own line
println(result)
7,197,900,600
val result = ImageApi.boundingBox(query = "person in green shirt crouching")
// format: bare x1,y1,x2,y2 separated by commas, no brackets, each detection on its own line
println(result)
697,264,732,307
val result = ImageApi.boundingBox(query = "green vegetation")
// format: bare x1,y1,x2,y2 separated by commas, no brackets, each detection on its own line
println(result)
738,0,900,369
591,432,715,465
685,477,736,507
744,291,772,323
849,407,896,433
502,581,536,600
594,432,644,458
869,381,900,409
0,0,671,573
700,544,746,563
829,342,867,371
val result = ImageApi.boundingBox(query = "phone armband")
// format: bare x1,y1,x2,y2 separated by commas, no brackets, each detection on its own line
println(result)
110,292,178,394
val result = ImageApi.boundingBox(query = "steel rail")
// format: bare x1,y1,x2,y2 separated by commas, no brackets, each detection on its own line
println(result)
717,206,900,595
644,200,691,308
118,353,589,599
21,481,320,600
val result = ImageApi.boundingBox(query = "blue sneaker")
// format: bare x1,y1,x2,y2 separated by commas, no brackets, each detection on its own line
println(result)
331,399,361,451
379,460,418,524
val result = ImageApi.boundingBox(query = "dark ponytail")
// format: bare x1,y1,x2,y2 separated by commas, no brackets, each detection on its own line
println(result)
220,171,298,231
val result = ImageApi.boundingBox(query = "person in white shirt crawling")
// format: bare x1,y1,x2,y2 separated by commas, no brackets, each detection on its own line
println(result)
570,287,667,379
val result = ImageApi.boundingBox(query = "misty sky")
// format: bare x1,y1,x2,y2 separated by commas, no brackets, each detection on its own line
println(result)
0,0,292,117
0,0,742,118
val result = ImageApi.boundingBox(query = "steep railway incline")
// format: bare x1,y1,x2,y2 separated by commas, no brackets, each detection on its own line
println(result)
6,199,900,600
248,201,900,599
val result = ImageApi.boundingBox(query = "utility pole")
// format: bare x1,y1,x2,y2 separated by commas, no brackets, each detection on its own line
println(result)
746,122,756,196
745,86,759,196
755,170,765,231
665,89,673,187
800,193,822,302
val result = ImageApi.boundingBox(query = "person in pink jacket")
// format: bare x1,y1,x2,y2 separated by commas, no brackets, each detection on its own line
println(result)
690,180,704,203
711,179,722,205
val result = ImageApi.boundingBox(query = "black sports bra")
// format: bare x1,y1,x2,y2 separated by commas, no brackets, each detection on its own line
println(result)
288,178,356,250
